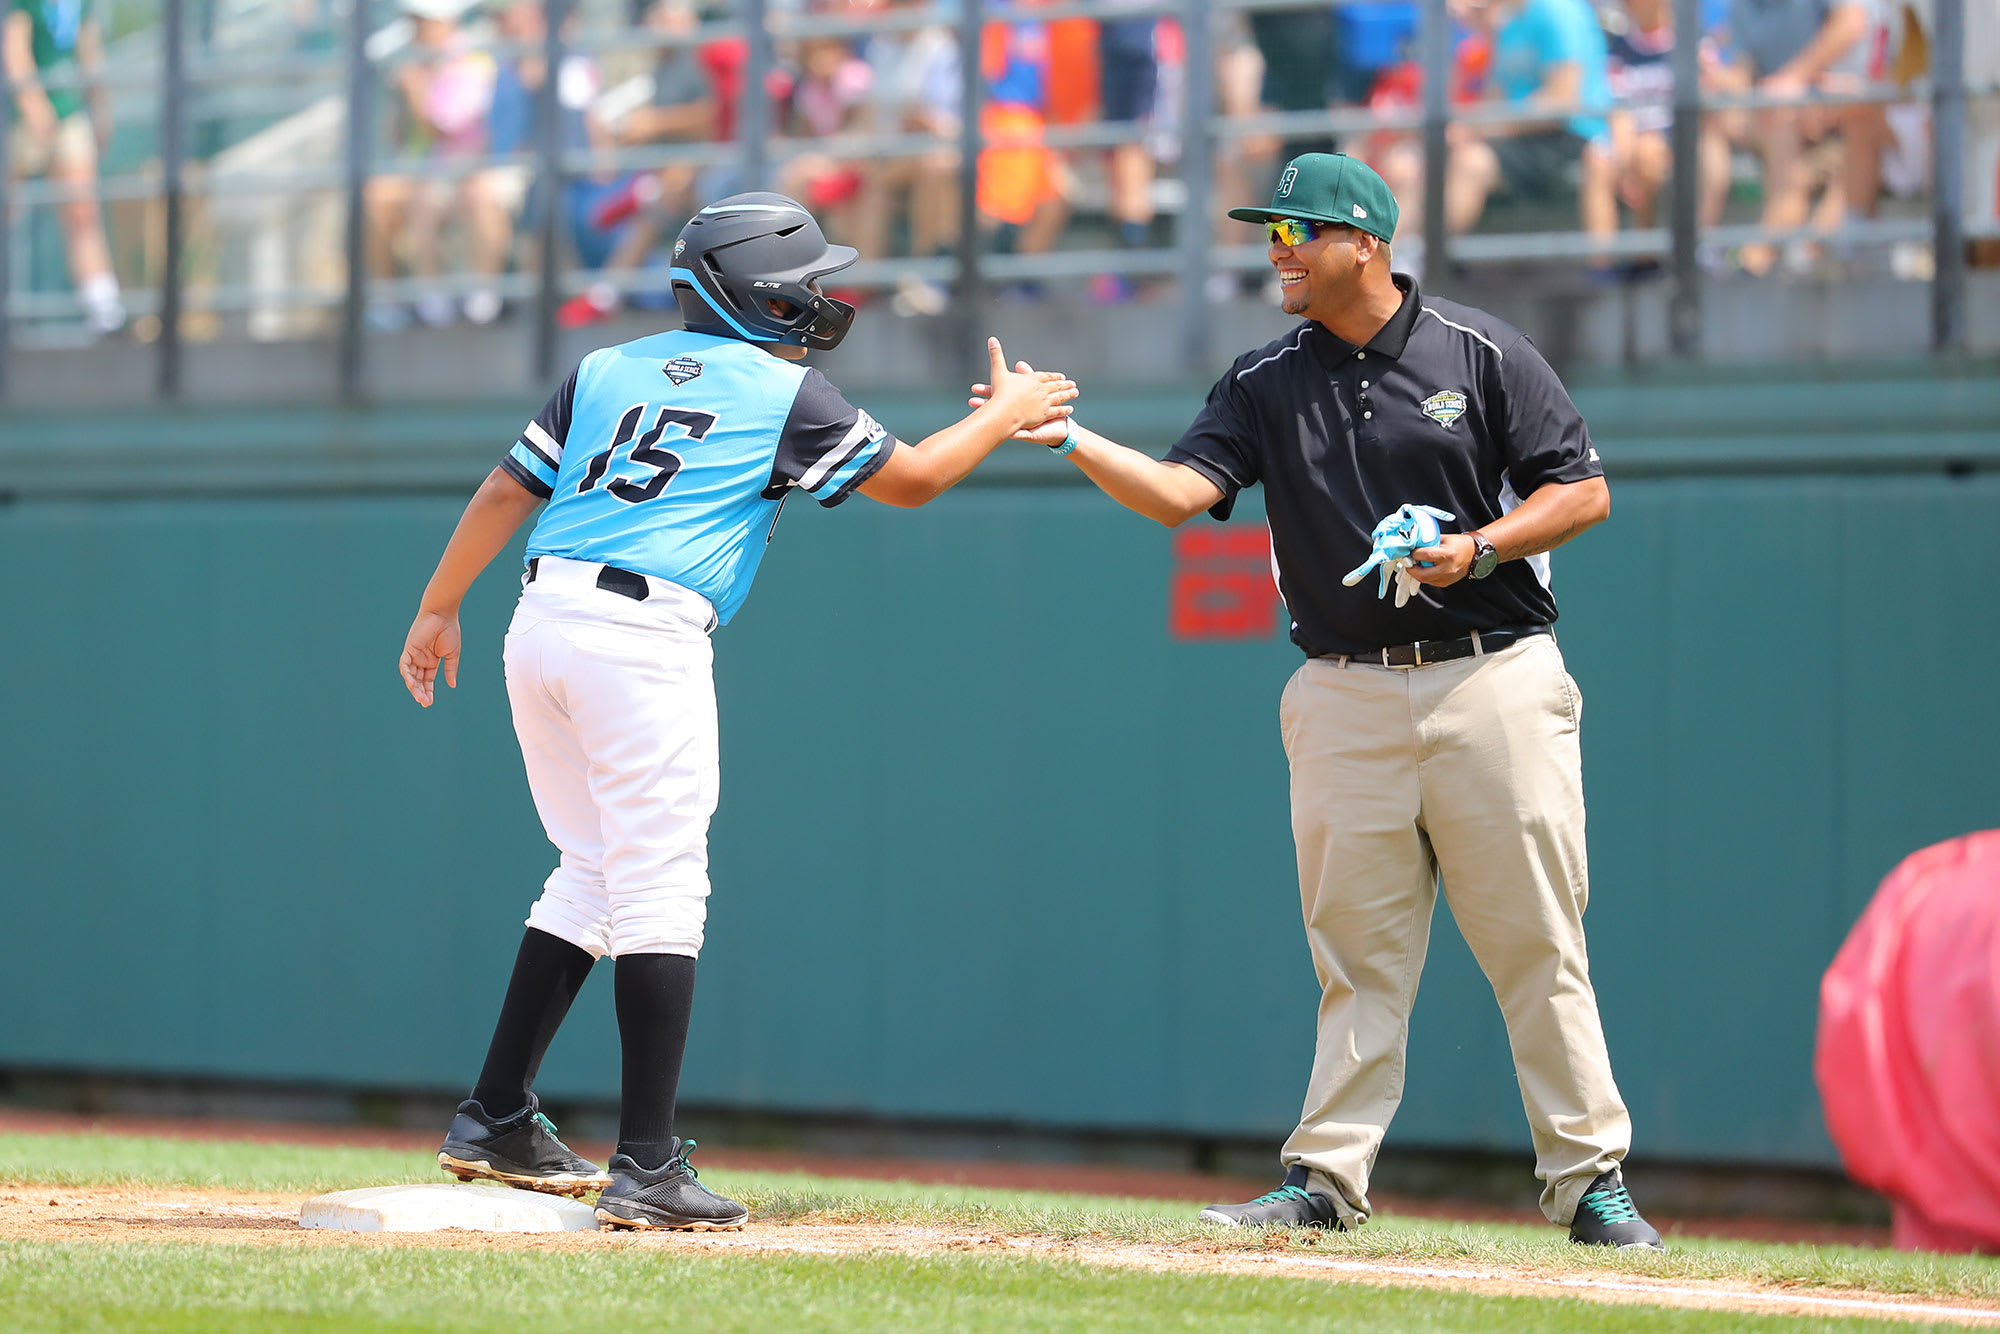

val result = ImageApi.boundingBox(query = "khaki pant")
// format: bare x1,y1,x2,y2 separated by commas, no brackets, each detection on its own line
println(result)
1277,634,1631,1227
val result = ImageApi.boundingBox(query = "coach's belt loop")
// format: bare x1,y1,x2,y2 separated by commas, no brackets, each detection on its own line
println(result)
1470,629,1483,657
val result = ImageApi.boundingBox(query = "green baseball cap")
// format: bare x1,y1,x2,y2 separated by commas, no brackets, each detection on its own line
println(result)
1227,152,1398,243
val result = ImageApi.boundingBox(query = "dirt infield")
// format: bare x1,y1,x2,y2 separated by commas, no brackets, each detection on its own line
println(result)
1,1184,1993,1327
0,1109,1894,1249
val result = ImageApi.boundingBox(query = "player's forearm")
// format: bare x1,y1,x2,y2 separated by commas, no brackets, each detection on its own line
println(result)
892,403,1027,505
1065,426,1217,528
419,468,543,613
1477,476,1609,561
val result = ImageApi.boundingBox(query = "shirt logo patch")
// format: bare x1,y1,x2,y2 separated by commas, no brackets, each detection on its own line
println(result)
663,357,704,386
1277,167,1298,198
1420,390,1468,427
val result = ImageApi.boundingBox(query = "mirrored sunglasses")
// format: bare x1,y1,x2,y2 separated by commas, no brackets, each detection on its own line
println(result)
1267,218,1327,248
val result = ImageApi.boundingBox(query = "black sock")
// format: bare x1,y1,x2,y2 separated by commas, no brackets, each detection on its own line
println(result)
615,952,697,1171
470,928,596,1118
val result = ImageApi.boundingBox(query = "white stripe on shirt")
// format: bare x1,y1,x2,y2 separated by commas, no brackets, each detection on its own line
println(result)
1421,308,1506,359
525,419,563,461
1234,326,1311,380
798,412,881,492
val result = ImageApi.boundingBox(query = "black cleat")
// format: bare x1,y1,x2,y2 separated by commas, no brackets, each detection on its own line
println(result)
1569,1167,1667,1251
594,1139,749,1231
1199,1166,1345,1229
437,1094,610,1198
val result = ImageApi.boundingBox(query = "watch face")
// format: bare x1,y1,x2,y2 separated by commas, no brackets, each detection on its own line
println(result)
1471,540,1499,578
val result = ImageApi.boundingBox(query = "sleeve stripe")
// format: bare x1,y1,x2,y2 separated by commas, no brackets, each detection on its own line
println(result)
508,441,558,486
500,453,554,498
517,431,558,470
798,412,881,492
820,436,888,497
524,419,563,461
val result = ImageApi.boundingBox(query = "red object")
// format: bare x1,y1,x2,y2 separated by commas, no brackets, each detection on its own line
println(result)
701,38,748,142
1816,830,2000,1254
805,166,866,211
1169,526,1281,641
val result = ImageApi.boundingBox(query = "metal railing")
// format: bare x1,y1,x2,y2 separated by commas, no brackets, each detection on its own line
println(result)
0,0,1986,401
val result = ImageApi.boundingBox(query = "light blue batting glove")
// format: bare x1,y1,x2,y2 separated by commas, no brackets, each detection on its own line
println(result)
1341,504,1457,602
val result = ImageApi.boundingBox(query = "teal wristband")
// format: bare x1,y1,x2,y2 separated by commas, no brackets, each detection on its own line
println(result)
1049,422,1078,457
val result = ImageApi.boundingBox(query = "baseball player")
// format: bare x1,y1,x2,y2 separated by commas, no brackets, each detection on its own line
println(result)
398,192,1076,1230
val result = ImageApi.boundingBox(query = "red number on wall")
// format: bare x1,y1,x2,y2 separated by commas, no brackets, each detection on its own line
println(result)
1169,526,1282,641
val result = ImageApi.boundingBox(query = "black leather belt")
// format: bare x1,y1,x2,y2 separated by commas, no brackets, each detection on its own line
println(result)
1324,623,1550,668
525,556,650,602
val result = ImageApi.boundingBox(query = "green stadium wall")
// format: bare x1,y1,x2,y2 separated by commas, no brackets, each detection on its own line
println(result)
2,364,1996,1168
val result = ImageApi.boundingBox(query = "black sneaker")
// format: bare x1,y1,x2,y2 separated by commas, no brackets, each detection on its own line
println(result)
437,1095,610,1198
1569,1168,1666,1251
1199,1166,1344,1229
594,1139,749,1231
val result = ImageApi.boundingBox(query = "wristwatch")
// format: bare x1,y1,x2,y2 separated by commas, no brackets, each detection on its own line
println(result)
1468,531,1500,579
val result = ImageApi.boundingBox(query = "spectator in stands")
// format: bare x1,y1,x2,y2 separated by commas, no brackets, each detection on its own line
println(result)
4,0,125,335
979,2,1069,280
1580,0,1732,273
1247,3,1337,163
1376,0,1611,277
775,34,874,248
559,0,724,327
487,0,618,306
366,0,513,327
1092,16,1161,302
854,0,961,313
1709,0,1884,275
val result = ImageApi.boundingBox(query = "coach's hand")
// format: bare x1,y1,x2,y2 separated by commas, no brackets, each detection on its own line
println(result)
1407,535,1475,586
968,338,1077,443
400,610,461,708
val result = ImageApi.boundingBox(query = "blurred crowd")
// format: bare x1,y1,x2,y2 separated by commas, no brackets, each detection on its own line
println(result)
6,0,1994,339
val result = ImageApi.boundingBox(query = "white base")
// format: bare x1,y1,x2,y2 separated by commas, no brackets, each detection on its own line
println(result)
299,1182,600,1233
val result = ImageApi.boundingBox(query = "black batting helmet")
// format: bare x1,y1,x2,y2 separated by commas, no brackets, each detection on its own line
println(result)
670,193,859,350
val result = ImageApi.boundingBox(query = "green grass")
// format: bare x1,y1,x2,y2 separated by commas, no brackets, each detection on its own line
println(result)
2,1130,1997,1332
0,1242,1956,1334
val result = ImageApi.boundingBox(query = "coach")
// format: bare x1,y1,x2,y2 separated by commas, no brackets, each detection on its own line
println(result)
1040,153,1663,1249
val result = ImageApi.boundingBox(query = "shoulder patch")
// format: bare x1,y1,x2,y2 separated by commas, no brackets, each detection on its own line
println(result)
664,356,704,386
1420,389,1468,427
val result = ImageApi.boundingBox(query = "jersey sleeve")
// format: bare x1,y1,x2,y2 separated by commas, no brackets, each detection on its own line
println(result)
1494,334,1604,492
500,364,581,499
764,367,894,508
1163,365,1262,522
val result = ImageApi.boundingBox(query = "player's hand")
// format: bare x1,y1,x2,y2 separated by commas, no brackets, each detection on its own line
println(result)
978,337,1077,436
399,609,461,708
965,385,1072,446
1407,535,1474,586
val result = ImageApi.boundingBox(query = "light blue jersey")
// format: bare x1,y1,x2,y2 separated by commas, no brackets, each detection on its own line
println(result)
502,330,893,625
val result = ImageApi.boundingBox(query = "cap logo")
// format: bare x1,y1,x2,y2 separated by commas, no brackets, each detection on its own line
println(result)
1277,167,1298,198
1352,205,1368,219
1421,390,1468,427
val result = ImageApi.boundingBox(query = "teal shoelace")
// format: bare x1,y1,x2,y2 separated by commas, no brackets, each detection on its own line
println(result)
531,1111,563,1142
1252,1184,1313,1208
672,1138,703,1178
1581,1182,1641,1225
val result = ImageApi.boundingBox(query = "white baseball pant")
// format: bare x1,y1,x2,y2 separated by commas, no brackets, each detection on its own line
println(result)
504,556,720,960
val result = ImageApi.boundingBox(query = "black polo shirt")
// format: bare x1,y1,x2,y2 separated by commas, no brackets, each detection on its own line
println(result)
1165,275,1604,657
